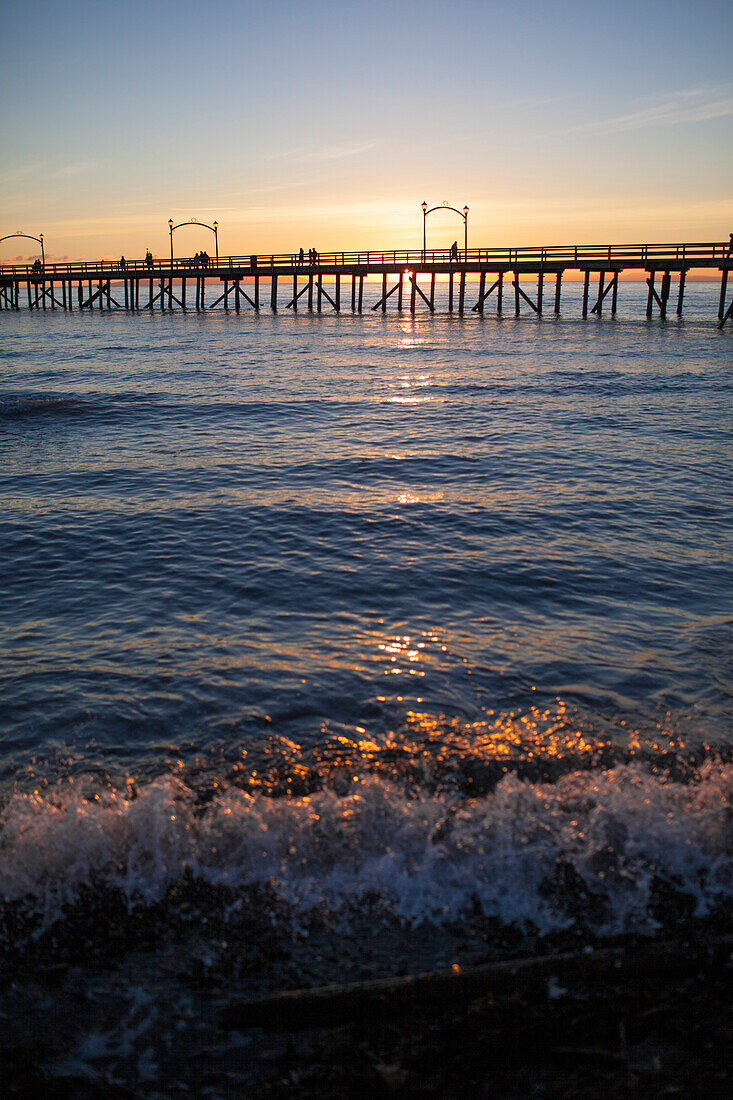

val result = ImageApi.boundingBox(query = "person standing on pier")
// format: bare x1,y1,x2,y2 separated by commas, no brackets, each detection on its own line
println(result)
119,256,126,271
450,241,458,262
145,250,153,270
299,247,304,266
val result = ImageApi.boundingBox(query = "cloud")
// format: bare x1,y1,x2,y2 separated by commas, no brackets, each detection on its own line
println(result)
265,141,378,163
567,85,733,136
50,161,97,179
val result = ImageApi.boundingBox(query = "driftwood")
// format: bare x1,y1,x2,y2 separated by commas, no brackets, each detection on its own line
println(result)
222,934,732,1032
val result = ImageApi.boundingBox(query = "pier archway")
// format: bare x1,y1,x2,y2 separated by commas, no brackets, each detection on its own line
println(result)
168,218,219,265
421,202,468,261
0,231,45,266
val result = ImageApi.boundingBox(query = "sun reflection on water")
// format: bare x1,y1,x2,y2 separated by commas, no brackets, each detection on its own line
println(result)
387,372,434,404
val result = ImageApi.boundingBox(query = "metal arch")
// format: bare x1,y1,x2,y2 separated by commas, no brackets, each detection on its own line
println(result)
170,219,217,234
0,232,45,265
169,219,219,264
421,203,469,261
424,205,465,219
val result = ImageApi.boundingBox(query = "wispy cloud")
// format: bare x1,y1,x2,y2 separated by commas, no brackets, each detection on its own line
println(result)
50,160,97,179
265,141,378,164
567,85,733,136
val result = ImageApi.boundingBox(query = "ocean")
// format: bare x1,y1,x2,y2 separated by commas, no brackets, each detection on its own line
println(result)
1,280,731,1094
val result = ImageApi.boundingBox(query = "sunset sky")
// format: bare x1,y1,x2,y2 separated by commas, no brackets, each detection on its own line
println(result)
1,0,731,262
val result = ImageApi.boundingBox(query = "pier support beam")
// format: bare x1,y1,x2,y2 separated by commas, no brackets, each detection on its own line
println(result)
677,270,686,316
645,270,670,319
646,271,656,318
372,279,402,312
476,271,486,314
582,271,590,318
718,267,729,320
554,272,562,314
591,272,619,316
471,274,503,314
512,275,540,316
408,274,434,312
660,271,671,319
718,265,733,328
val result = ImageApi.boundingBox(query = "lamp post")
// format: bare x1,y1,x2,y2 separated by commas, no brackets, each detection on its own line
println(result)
463,206,469,261
213,221,219,265
39,233,45,267
169,219,174,267
422,201,427,262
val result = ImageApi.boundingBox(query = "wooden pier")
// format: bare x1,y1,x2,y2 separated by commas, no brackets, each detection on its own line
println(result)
1,239,732,327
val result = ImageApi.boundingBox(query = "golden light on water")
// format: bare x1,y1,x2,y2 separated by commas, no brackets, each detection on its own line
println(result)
399,703,600,764
379,633,426,677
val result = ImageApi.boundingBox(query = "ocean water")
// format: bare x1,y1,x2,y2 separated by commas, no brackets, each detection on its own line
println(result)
1,281,731,1091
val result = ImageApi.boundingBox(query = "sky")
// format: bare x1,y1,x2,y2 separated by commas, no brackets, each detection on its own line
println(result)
1,0,731,261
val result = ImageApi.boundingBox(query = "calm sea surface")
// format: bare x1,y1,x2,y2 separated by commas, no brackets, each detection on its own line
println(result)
0,282,731,1090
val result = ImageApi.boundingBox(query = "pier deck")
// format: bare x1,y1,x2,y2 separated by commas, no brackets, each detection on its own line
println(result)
1,239,731,325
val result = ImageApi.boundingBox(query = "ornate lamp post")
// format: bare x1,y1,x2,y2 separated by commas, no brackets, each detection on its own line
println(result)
169,219,174,266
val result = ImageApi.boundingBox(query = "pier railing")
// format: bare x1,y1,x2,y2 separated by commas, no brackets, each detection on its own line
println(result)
1,241,731,278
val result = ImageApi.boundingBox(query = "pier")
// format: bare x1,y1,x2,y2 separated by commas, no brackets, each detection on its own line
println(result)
1,239,732,327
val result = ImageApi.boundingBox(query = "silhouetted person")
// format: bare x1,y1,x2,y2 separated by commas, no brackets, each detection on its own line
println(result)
193,252,200,270
145,250,153,270
119,255,126,271
450,241,458,262
299,247,304,266
32,258,42,273
202,251,210,269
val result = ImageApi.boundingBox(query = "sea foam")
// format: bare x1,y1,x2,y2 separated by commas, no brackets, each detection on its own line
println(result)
1,761,730,934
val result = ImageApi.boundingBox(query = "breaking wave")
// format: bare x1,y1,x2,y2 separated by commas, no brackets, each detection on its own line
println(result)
1,759,730,936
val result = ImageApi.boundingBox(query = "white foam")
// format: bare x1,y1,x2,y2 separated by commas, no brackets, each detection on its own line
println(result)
1,762,730,933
